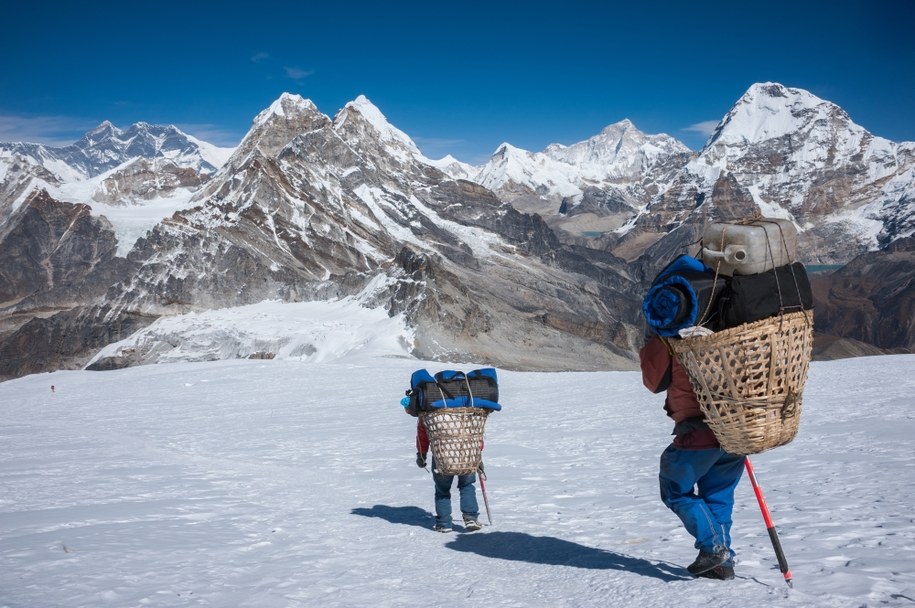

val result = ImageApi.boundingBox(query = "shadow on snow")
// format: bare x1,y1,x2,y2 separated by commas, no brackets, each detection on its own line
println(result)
446,532,688,581
352,505,689,582
351,504,433,529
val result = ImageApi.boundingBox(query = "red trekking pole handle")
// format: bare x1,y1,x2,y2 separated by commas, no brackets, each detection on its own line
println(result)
745,457,793,588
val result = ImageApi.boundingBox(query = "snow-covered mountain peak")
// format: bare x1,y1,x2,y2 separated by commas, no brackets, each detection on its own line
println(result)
180,133,235,170
79,121,160,148
473,142,583,199
544,118,690,170
597,118,636,138
422,154,479,180
680,81,913,253
81,121,118,146
227,94,331,164
703,82,857,151
333,95,422,161
253,93,323,128
433,154,461,165
492,142,530,160
0,120,234,194
483,142,540,177
472,121,692,202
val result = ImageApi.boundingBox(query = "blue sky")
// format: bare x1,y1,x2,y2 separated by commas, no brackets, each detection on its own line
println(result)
1,0,912,164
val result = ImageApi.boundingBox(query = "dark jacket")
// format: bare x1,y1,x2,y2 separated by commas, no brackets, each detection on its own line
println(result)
639,335,719,450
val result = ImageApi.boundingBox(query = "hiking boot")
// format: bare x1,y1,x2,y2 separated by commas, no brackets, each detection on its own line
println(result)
687,549,728,576
697,564,736,580
432,524,452,533
462,518,482,532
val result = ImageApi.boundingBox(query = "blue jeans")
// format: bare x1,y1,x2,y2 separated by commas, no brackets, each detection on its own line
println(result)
659,445,745,559
432,458,479,526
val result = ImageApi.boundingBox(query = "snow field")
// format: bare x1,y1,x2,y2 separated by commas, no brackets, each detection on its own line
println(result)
1,353,913,607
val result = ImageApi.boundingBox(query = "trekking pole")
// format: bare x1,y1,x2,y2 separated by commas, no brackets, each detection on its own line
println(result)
745,457,793,588
478,467,493,525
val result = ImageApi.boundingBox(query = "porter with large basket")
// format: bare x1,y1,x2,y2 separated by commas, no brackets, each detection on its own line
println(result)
403,368,501,474
644,218,815,455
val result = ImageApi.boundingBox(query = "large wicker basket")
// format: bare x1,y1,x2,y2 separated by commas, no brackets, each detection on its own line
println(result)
669,310,814,455
421,407,490,475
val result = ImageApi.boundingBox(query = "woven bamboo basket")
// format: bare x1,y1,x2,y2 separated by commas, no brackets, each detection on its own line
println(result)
421,407,490,475
669,310,814,455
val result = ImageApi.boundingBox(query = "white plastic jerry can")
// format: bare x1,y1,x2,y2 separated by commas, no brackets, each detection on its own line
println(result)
701,218,798,276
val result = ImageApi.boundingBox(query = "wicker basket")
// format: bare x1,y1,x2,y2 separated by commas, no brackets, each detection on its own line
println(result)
669,310,814,455
421,407,490,475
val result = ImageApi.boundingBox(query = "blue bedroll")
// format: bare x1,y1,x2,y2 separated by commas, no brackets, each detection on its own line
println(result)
643,255,722,337
410,368,436,389
402,369,437,416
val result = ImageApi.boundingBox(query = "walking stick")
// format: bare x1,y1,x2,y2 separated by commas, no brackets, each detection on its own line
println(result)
745,457,793,588
478,467,493,525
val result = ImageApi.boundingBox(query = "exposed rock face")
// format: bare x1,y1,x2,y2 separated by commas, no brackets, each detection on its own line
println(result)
92,158,209,203
0,154,64,223
0,189,136,379
810,236,914,354
0,304,154,381
0,190,130,311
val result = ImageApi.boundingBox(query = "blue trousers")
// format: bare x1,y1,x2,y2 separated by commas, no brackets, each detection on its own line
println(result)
659,445,745,559
432,458,479,526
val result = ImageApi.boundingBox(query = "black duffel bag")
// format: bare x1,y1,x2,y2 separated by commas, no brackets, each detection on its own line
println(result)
717,262,813,329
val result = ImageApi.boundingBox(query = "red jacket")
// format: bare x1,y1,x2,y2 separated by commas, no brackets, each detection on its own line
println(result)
639,335,719,450
416,418,430,454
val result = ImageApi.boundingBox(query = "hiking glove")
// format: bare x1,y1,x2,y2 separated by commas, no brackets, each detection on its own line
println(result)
416,452,427,468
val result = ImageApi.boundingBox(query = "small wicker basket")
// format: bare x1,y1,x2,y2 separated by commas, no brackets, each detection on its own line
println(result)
421,407,490,475
669,310,814,455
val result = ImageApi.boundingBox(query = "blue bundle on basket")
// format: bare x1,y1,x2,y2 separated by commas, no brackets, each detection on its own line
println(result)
642,255,726,336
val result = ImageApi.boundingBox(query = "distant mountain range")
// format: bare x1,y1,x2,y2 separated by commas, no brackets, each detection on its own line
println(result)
1,82,912,381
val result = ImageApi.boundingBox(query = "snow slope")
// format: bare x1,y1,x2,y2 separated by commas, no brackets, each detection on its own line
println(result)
86,299,414,367
1,302,913,608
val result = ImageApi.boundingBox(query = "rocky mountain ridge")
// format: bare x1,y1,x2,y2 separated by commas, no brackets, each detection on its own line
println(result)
1,93,641,380
1,83,912,381
463,83,914,270
0,121,233,216
1,121,231,179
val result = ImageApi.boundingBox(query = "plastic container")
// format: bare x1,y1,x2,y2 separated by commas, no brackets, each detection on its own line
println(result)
701,219,797,276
